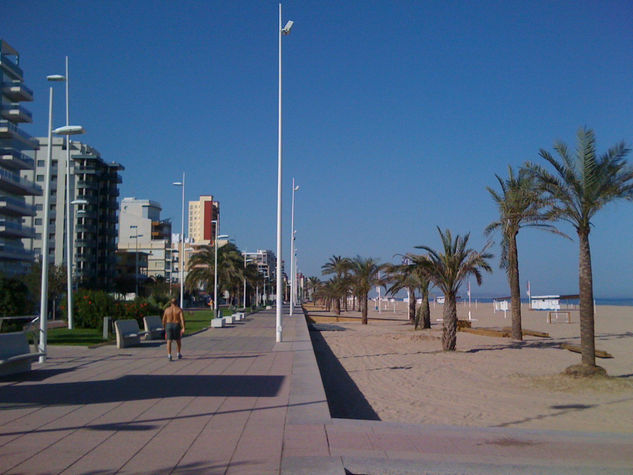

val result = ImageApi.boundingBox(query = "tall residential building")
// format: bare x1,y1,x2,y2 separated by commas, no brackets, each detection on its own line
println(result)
118,197,172,281
23,140,122,289
0,39,41,275
243,249,276,280
188,195,219,245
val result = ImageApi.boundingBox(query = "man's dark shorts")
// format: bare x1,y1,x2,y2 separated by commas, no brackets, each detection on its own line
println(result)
165,323,181,340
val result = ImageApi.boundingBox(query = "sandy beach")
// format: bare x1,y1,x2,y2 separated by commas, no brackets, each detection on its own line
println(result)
307,301,633,434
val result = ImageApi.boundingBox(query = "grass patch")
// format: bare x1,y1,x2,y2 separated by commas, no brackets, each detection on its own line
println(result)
47,327,109,346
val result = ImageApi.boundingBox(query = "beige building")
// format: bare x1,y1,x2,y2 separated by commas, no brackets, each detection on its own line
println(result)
188,195,219,245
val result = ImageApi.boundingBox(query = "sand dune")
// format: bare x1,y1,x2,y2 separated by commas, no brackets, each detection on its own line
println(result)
309,302,633,433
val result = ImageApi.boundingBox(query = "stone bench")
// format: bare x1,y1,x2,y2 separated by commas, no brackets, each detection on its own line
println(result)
232,312,245,321
211,318,225,328
143,315,165,340
0,331,45,376
114,319,147,349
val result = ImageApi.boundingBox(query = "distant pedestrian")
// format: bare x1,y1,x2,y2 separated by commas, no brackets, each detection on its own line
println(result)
162,298,185,361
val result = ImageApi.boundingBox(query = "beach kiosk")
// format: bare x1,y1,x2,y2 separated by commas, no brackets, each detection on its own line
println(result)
530,294,579,323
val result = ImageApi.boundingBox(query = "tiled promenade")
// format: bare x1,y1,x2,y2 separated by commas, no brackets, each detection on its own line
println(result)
1,307,632,474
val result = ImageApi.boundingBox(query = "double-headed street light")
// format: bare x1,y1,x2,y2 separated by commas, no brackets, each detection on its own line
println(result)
276,4,294,342
172,173,186,308
243,256,254,309
39,73,84,362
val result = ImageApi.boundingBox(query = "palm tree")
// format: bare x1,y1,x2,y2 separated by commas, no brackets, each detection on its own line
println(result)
527,127,633,373
186,242,244,305
321,255,351,313
384,262,417,323
414,228,493,351
485,166,563,341
306,276,321,302
349,256,384,324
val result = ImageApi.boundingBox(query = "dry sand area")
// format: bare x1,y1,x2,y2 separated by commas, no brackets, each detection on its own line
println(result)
308,301,633,434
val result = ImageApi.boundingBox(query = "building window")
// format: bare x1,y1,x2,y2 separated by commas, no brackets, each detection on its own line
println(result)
34,248,41,254
36,204,43,210
36,175,44,182
35,233,41,239
37,160,44,167
35,218,42,225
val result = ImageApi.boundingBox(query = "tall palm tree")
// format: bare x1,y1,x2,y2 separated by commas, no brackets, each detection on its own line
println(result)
349,256,384,325
186,242,244,305
414,228,493,351
321,255,351,313
527,128,633,372
485,166,563,341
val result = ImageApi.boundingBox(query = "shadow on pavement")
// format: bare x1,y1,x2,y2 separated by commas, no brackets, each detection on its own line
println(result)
0,374,284,406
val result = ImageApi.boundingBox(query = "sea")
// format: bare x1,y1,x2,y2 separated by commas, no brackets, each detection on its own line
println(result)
391,296,633,307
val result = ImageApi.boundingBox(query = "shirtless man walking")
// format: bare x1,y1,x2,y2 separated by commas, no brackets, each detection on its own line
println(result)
162,298,185,361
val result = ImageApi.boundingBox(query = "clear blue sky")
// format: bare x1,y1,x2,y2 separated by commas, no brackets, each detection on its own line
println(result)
4,0,633,298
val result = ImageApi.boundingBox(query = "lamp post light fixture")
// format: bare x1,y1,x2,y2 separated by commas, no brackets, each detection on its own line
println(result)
289,178,299,315
276,3,294,342
172,173,186,308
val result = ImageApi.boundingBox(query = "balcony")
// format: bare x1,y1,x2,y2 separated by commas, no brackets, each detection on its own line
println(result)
0,168,42,195
0,242,34,261
0,53,23,80
0,219,35,238
1,82,33,102
0,120,38,149
0,195,36,217
0,149,34,170
1,104,32,123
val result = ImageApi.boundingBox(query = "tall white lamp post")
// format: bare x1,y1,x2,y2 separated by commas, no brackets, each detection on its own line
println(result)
39,74,84,362
212,219,229,319
243,256,254,309
172,173,185,308
276,4,294,342
289,178,299,315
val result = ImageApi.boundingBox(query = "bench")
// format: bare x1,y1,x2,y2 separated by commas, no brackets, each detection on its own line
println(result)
233,312,245,321
143,315,165,340
547,311,571,324
0,331,45,376
223,315,234,325
211,318,225,328
114,319,146,349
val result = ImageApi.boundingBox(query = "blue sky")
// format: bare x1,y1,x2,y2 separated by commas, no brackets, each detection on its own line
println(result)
4,1,633,298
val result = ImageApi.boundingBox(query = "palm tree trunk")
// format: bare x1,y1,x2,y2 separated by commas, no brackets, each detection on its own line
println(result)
422,292,431,329
361,293,368,324
508,233,523,340
442,291,457,351
334,298,341,316
578,230,596,367
408,286,416,323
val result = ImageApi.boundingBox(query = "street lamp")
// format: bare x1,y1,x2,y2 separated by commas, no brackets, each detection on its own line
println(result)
172,173,185,308
51,58,85,331
289,178,299,315
212,218,229,319
39,73,84,362
276,3,294,342
129,225,143,297
243,255,254,309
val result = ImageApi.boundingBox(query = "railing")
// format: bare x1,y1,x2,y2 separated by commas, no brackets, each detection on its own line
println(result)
0,219,35,235
0,149,35,168
0,54,24,79
0,242,35,258
0,167,42,193
0,104,32,122
0,120,35,142
0,194,35,212
1,81,34,99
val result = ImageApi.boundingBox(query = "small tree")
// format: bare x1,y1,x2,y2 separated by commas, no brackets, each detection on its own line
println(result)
413,228,492,351
349,256,384,325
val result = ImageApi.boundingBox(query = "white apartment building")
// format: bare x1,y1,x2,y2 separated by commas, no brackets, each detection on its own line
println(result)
118,197,172,281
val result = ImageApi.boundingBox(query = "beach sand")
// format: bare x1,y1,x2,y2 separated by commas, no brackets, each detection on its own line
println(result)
307,301,633,433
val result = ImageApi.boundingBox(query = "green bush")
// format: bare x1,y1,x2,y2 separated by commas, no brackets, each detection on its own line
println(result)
112,298,162,327
0,276,31,317
71,290,115,329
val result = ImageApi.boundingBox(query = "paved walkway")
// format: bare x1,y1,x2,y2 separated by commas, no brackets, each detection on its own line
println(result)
1,307,632,474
